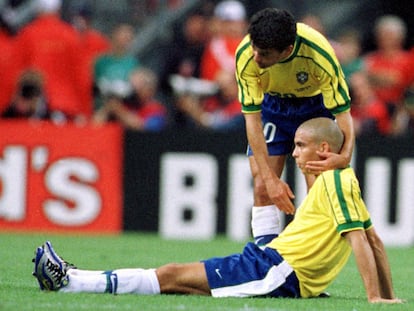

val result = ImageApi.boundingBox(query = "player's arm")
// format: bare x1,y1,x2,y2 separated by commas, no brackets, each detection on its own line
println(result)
335,110,355,165
305,110,354,172
244,112,295,214
364,227,396,299
344,230,403,304
236,43,295,214
327,110,355,167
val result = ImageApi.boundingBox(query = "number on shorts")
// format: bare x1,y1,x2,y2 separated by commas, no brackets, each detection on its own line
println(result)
263,122,277,143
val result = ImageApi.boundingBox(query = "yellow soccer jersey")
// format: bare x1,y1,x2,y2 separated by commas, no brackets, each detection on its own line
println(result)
235,23,350,114
267,167,372,298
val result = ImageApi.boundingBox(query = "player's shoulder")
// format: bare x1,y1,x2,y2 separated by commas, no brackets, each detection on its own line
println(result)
297,23,325,40
235,35,252,57
320,166,356,178
296,23,332,50
319,167,359,192
235,35,255,71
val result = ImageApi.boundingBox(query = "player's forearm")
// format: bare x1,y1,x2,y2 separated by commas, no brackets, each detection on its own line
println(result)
372,244,395,298
244,112,274,179
335,111,355,166
345,231,382,302
366,229,396,299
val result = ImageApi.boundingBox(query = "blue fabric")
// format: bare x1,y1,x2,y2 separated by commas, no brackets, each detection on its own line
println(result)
103,270,118,294
247,93,334,156
203,242,300,298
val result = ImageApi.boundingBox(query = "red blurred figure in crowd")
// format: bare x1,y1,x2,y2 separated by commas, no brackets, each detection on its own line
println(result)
200,0,247,81
364,15,414,112
70,2,111,118
349,71,391,136
0,16,18,114
14,0,87,121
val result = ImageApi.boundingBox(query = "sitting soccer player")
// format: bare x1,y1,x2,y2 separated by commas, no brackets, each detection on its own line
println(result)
32,117,403,304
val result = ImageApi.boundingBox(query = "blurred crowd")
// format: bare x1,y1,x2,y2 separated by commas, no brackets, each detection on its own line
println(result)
1,0,414,137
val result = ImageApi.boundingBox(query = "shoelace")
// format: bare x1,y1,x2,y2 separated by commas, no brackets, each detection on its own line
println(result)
45,259,65,283
54,253,77,271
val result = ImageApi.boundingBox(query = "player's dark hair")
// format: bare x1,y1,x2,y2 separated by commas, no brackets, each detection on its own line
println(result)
248,8,297,51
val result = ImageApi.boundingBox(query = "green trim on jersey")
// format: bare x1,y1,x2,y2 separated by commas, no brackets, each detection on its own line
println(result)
364,219,373,229
281,35,301,63
334,169,352,223
235,40,251,62
235,40,256,110
337,221,364,232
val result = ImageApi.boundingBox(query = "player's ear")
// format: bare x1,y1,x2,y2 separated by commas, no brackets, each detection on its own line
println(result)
283,44,294,55
320,141,330,152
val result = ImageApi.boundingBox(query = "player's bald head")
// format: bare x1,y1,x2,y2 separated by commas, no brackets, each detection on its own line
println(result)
297,118,344,153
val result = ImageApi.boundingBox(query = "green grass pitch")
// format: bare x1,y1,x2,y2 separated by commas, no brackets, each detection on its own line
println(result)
0,232,412,311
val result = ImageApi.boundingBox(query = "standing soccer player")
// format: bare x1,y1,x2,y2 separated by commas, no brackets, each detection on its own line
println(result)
235,8,354,232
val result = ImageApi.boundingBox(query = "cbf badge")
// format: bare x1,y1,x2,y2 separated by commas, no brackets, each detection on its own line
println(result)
296,71,308,84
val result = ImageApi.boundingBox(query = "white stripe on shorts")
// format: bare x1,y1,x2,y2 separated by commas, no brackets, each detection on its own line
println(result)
210,260,294,298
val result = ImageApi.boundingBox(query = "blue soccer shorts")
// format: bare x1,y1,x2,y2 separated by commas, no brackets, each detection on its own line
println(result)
247,93,334,156
203,242,300,298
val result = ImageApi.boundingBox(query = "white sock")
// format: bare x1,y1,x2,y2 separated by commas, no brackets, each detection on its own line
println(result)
61,268,160,295
251,205,281,245
66,269,104,276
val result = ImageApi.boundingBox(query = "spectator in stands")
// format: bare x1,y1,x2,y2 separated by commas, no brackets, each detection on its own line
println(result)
175,70,244,131
336,28,365,84
14,0,87,121
69,2,111,118
200,0,247,81
93,23,140,111
399,88,414,136
1,69,52,120
348,71,390,137
363,15,414,116
0,15,17,114
158,8,214,128
159,10,210,96
92,67,167,131
383,86,414,137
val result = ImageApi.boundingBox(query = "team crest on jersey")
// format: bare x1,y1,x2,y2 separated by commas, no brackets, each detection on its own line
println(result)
296,71,308,84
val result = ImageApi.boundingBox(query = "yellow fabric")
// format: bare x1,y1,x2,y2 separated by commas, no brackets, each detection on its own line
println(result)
267,167,372,297
235,23,350,115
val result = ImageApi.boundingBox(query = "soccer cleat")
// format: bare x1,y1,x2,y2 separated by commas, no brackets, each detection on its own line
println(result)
32,241,75,291
318,291,331,298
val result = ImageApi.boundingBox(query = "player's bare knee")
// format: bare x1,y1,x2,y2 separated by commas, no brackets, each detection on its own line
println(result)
156,263,182,292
